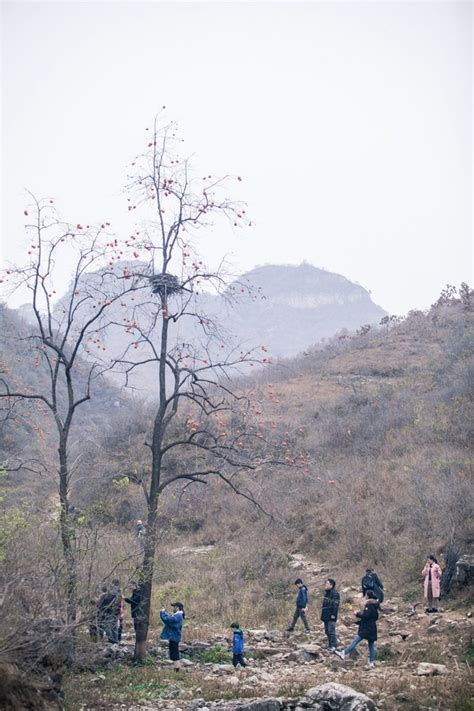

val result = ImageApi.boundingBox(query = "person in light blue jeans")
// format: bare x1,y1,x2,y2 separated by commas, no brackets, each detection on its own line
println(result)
334,590,379,669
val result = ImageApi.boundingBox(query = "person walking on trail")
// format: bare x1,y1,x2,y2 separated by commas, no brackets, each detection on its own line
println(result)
423,555,442,613
361,567,384,603
334,590,380,669
230,622,247,668
287,578,310,633
124,581,145,634
160,602,185,671
320,578,340,651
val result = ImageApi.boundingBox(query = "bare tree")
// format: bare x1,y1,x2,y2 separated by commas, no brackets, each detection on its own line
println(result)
117,114,283,661
0,197,144,630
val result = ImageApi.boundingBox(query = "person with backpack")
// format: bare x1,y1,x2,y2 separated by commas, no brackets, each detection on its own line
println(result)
361,567,384,603
422,555,442,613
334,590,380,669
230,622,247,667
160,602,185,671
320,578,340,651
287,578,310,633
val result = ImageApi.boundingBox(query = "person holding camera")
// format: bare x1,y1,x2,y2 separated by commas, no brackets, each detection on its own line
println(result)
160,602,185,671
422,555,442,613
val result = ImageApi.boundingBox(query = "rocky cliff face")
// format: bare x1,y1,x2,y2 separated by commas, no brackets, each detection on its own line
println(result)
209,263,386,359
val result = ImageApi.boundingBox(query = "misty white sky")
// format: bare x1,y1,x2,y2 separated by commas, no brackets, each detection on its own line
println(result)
1,0,472,315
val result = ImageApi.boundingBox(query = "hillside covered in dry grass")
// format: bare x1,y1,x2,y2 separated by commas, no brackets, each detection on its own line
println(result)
1,286,473,710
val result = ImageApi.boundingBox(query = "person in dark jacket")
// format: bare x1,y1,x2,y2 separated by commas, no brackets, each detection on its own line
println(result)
287,578,310,632
160,602,185,671
97,585,119,643
361,567,384,603
230,622,247,667
335,590,380,668
124,581,145,634
110,579,124,642
320,578,340,650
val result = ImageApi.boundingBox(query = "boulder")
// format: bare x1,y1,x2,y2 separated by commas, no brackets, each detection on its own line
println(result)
416,663,449,676
296,644,323,661
0,663,63,710
456,555,474,585
234,701,282,711
185,701,208,711
388,631,410,641
253,646,289,657
210,701,282,711
300,682,377,710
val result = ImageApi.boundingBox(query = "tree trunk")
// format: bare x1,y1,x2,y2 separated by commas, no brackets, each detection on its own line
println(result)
133,531,157,662
133,620,149,663
58,438,77,629
133,303,169,661
133,447,162,661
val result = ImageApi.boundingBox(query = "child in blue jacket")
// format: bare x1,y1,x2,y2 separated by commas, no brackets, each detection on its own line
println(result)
160,602,185,671
230,622,247,667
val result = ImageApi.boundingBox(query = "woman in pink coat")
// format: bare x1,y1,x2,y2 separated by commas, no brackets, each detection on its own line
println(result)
422,555,442,613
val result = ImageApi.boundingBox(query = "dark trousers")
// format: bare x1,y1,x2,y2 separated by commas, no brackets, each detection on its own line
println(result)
233,653,246,667
289,606,310,631
323,620,338,648
169,640,180,661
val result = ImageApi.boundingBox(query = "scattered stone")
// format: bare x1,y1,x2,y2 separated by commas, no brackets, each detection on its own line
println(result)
233,700,281,711
253,646,289,657
300,682,377,710
90,673,106,684
171,545,216,556
296,644,323,661
416,663,449,676
185,701,208,711
388,630,410,640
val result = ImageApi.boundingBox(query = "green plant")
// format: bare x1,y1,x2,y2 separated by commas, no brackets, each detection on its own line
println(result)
200,643,230,664
376,644,399,662
126,679,170,699
461,640,474,665
402,585,420,602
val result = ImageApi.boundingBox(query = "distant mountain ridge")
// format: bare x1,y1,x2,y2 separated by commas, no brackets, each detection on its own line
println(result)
15,262,386,391
215,263,386,358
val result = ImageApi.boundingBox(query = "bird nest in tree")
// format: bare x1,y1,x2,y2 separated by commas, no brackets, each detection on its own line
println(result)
150,273,182,295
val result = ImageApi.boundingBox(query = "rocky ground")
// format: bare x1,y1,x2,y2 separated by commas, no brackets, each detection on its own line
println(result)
64,589,473,710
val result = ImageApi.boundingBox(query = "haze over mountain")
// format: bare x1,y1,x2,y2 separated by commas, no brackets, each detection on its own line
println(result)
13,262,386,392
214,263,386,358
